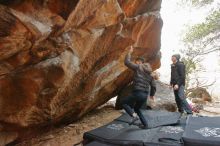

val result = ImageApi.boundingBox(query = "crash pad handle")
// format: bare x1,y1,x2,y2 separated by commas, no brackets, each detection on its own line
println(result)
158,137,183,144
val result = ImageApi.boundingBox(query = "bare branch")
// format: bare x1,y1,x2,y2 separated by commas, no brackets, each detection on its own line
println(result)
186,79,216,93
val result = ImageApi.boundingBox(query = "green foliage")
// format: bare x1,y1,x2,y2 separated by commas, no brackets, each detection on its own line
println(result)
184,10,220,43
182,0,220,55
180,46,204,89
190,0,214,7
180,0,219,90
182,58,196,75
181,56,200,89
181,0,214,7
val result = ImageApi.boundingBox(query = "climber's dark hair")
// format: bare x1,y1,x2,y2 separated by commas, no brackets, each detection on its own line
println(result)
135,57,145,63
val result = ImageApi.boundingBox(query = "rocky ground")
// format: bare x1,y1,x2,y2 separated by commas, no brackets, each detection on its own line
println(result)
198,102,220,116
15,106,121,146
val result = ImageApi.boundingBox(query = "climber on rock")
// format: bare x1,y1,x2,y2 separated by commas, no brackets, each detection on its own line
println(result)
170,54,193,115
121,46,156,129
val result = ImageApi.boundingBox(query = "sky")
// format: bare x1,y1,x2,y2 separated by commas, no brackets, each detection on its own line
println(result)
158,0,220,96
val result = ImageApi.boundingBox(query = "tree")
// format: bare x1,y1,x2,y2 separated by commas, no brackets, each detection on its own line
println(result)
179,0,219,95
181,52,216,96
181,48,203,91
182,0,220,55
184,9,220,55
181,0,215,7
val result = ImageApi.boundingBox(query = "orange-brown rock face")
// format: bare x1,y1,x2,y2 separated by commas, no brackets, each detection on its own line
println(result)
0,0,162,132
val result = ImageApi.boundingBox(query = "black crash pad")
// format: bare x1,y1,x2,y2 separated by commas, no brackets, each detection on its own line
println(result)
84,120,157,146
84,114,186,146
115,110,181,128
85,141,116,146
146,117,186,146
182,116,220,146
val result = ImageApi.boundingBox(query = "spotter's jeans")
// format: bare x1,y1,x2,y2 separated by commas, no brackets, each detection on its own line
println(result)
174,85,192,114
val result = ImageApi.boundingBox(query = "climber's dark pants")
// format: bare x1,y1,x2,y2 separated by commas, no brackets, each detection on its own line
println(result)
121,90,148,126
174,85,192,114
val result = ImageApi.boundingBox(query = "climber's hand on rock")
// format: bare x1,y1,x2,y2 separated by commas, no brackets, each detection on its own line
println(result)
129,46,134,53
150,96,155,101
174,84,179,90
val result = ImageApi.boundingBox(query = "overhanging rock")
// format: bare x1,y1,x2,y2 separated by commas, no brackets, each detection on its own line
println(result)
0,0,162,132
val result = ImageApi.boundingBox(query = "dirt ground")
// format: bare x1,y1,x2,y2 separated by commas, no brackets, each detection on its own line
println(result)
15,100,220,146
198,102,220,117
16,106,122,146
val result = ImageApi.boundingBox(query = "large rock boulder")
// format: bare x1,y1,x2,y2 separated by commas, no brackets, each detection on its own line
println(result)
0,0,162,137
116,81,177,112
153,81,177,112
188,87,212,104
